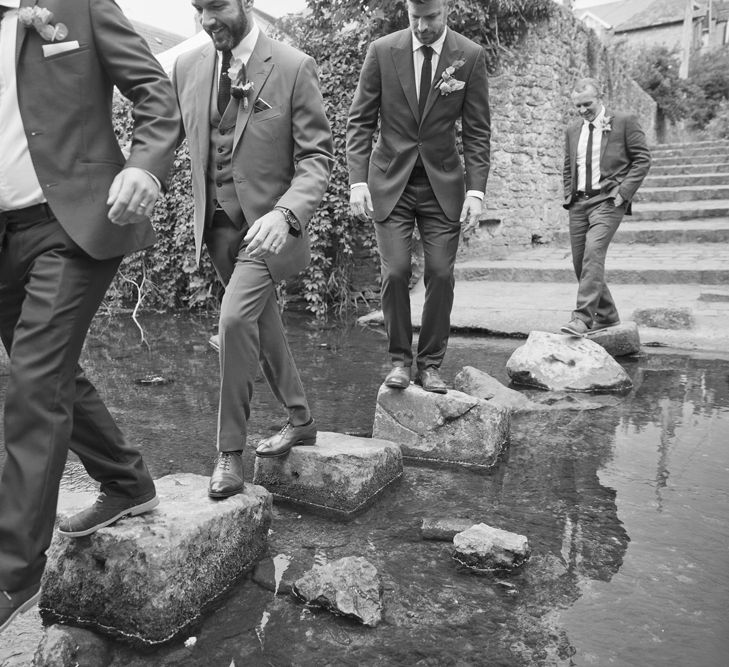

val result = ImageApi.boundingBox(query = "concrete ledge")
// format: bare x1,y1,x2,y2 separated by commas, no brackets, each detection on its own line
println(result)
41,474,272,646
252,432,403,519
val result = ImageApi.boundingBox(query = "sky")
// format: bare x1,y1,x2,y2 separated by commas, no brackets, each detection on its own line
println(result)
117,0,309,37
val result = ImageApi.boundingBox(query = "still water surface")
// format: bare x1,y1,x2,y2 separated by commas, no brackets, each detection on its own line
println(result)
2,312,728,666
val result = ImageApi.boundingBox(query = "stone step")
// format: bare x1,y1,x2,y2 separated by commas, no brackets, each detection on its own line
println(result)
650,162,729,176
631,199,729,221
454,243,729,284
643,173,729,188
653,139,729,151
652,154,729,166
552,219,729,245
650,142,729,158
638,184,729,203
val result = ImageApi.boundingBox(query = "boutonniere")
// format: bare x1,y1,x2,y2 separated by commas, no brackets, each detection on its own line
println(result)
18,6,68,42
599,116,613,133
434,56,466,96
227,57,254,110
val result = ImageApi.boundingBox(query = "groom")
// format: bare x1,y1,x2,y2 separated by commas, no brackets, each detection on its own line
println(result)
346,0,490,394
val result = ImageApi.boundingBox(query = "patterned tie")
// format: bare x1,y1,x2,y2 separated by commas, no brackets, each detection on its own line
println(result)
419,45,432,119
217,49,232,116
585,122,595,192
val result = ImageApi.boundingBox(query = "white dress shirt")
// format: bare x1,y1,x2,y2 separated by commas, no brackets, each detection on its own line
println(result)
216,19,260,92
576,106,605,192
0,3,46,211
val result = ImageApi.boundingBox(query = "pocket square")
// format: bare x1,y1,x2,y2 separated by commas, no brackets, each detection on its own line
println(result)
253,97,272,112
42,40,80,57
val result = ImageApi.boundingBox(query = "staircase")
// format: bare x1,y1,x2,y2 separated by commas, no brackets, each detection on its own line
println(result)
410,139,729,352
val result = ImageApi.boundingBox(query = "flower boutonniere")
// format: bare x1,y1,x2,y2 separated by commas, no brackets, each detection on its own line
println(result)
599,116,613,133
227,57,254,110
434,56,466,96
18,6,68,42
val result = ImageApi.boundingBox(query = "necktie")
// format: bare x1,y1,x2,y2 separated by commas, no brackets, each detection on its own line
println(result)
419,45,432,118
585,122,594,192
0,6,8,21
217,49,232,116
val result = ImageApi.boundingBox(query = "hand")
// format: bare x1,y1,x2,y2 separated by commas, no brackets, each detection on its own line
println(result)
245,209,290,258
107,167,160,225
614,193,625,207
350,184,374,222
459,196,482,234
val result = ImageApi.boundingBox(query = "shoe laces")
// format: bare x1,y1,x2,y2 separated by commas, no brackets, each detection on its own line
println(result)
217,452,237,471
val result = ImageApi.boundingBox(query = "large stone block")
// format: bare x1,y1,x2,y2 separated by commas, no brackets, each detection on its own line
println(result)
506,331,632,393
42,474,272,646
372,383,509,468
586,321,641,356
252,431,402,518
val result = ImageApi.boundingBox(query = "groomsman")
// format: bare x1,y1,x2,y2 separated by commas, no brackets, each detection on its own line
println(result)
347,0,490,394
0,0,179,634
561,78,651,337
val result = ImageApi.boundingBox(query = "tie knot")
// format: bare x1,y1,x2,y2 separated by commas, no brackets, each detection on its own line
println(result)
421,45,433,61
588,122,595,131
221,49,232,71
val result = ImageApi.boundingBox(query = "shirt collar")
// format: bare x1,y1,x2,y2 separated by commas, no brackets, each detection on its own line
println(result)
0,1,21,8
412,26,448,57
584,106,606,127
231,18,260,65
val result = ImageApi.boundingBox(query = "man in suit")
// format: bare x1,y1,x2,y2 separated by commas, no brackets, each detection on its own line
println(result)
0,0,179,634
561,77,651,337
346,0,490,394
173,0,332,498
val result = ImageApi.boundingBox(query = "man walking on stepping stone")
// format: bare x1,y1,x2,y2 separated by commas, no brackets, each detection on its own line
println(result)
0,0,179,634
346,0,491,394
173,0,333,497
560,78,651,338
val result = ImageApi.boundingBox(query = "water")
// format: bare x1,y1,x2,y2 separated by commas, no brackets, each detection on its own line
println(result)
1,312,728,666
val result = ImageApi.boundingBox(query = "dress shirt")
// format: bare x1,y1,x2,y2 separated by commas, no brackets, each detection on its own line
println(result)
352,27,483,201
576,106,605,192
216,19,260,94
0,3,46,211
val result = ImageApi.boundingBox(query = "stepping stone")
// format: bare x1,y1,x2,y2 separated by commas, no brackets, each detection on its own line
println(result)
252,431,403,518
421,517,476,541
42,474,272,646
372,383,509,468
452,523,531,572
583,321,640,357
633,307,695,329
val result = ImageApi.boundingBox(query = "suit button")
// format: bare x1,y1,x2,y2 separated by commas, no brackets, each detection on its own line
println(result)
220,129,227,135
217,147,224,153
216,182,222,187
217,164,223,170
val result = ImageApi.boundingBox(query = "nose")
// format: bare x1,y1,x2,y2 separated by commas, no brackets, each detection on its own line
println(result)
200,10,215,29
418,17,427,31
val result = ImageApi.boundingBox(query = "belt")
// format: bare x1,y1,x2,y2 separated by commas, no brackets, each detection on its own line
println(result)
0,203,55,229
575,190,601,200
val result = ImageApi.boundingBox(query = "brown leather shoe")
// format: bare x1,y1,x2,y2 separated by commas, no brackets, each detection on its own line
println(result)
560,319,589,337
208,451,244,498
384,365,411,389
415,367,448,394
256,419,317,458
57,490,159,537
0,581,41,635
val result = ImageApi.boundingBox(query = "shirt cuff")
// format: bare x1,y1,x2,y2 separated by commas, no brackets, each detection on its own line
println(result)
350,182,368,190
466,190,484,200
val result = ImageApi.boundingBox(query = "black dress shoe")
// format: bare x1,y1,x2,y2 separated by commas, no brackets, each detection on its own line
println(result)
209,451,244,498
415,367,448,394
256,419,317,458
0,581,41,635
384,365,411,389
57,491,159,537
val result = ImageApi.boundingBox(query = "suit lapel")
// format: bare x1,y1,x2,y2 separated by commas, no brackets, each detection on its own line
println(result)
569,121,582,187
420,30,458,125
190,44,215,171
15,0,35,67
599,110,611,163
390,31,418,124
233,33,274,153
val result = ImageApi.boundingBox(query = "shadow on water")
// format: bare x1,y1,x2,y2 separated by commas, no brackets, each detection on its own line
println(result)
1,312,728,666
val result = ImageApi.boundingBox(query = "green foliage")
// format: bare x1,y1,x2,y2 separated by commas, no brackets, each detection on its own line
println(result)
704,99,729,139
688,46,729,130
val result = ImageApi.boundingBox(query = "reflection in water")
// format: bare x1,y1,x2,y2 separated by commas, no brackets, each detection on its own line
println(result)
1,313,728,666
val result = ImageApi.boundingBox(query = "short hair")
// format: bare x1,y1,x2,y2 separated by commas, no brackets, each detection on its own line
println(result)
572,78,602,97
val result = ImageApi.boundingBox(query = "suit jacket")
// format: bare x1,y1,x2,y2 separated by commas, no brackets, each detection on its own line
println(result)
346,28,491,223
563,111,651,214
14,0,179,259
173,32,333,282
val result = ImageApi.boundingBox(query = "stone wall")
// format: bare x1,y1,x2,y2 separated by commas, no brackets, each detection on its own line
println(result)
464,6,657,259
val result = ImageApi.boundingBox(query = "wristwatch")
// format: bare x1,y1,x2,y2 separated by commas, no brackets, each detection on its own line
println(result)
274,206,301,237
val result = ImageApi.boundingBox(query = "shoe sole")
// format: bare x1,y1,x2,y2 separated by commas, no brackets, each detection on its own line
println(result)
414,380,448,394
384,380,410,389
255,437,317,458
560,327,587,337
0,590,41,634
587,323,621,335
208,485,244,499
57,496,160,538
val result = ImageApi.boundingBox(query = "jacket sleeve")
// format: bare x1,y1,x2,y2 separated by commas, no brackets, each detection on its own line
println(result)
461,46,491,192
618,114,651,203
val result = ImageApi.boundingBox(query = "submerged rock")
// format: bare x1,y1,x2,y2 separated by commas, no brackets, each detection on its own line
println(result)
372,383,509,468
506,331,632,393
33,625,109,667
292,556,383,627
253,431,402,518
452,523,530,572
42,474,272,646
421,517,476,541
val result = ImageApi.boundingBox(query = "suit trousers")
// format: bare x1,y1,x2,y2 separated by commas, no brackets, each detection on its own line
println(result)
374,169,461,370
0,211,155,592
204,212,310,452
568,196,625,325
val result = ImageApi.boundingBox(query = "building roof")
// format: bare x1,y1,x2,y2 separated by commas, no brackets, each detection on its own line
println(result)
130,20,186,55
576,0,652,29
615,0,703,32
714,0,729,20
